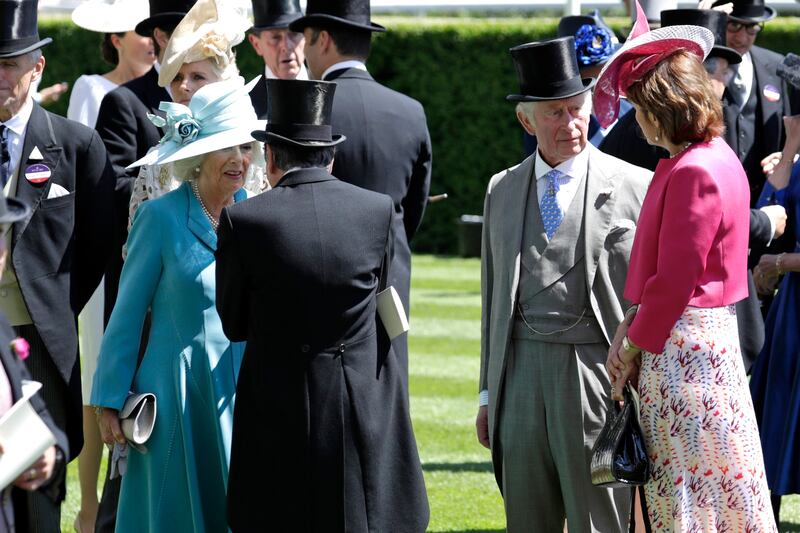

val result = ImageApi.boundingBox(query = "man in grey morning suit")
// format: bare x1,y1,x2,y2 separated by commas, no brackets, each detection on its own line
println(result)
474,37,651,532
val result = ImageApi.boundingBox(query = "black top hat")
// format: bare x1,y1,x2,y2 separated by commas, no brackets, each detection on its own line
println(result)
252,0,303,32
253,79,346,147
0,194,30,225
713,0,776,23
135,0,198,37
660,9,741,65
557,10,615,40
0,0,52,59
507,37,595,102
289,0,386,33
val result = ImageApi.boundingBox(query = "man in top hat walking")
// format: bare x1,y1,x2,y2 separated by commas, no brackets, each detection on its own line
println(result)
246,0,308,118
290,0,432,377
475,37,651,532
217,78,428,533
0,0,116,529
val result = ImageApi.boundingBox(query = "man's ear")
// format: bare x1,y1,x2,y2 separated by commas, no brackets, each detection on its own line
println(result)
516,110,536,136
248,33,263,56
30,54,45,84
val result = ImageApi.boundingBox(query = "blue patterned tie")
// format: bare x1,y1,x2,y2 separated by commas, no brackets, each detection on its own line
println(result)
0,125,9,189
540,169,564,239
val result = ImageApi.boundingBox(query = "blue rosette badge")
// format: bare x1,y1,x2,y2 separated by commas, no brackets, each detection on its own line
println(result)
575,24,615,67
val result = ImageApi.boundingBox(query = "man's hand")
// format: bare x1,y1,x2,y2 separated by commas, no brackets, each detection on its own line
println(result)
12,445,56,491
760,204,787,239
97,408,126,445
476,405,490,449
37,82,69,106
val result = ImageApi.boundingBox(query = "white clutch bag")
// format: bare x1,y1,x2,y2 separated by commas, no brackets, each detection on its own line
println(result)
119,392,157,453
377,286,409,340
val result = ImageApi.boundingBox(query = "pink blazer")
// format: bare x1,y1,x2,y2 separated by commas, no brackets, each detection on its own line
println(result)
624,137,750,353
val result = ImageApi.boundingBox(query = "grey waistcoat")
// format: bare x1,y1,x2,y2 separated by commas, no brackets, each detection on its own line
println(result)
514,170,606,345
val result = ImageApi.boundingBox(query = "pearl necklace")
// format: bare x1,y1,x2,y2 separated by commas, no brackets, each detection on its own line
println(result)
191,181,219,231
670,142,694,159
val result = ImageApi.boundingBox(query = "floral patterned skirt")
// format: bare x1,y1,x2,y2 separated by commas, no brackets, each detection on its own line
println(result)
638,306,777,533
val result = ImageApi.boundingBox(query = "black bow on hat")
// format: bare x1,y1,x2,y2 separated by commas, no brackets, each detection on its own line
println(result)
252,79,346,147
660,9,741,65
507,37,596,102
0,0,52,59
136,0,198,37
713,0,776,23
252,0,303,32
289,0,386,33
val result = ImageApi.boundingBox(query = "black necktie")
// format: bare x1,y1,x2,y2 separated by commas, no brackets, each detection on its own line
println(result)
0,124,9,188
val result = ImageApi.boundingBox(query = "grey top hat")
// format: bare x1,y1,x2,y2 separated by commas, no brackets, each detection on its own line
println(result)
0,0,52,59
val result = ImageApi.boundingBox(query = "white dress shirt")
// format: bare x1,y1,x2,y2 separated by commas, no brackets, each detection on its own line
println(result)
733,51,754,110
0,96,34,179
321,60,368,81
534,146,589,214
264,64,309,80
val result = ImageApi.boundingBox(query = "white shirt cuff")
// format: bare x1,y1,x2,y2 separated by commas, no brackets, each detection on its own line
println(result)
479,389,489,407
765,208,776,247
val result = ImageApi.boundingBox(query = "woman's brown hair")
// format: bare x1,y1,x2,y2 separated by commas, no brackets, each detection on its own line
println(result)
101,33,126,66
626,50,724,145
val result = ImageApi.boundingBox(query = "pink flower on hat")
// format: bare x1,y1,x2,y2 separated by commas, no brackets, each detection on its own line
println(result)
10,337,30,361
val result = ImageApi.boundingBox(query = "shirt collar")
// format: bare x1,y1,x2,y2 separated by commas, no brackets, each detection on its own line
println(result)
534,145,589,182
322,60,367,81
264,65,309,80
1,96,34,136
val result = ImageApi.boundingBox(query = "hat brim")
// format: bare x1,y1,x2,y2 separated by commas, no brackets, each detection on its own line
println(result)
710,45,742,65
251,14,304,32
0,197,31,225
288,14,386,33
729,6,776,23
506,77,596,102
254,130,347,147
72,1,149,34
129,121,267,168
0,38,52,59
135,13,188,37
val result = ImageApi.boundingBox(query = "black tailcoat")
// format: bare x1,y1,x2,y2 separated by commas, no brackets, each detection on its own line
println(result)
216,169,429,533
0,315,69,526
94,66,168,320
11,104,115,458
323,67,432,371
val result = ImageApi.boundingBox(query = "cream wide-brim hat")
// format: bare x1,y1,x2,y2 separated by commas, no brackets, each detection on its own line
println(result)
128,76,265,168
71,0,150,34
592,24,714,128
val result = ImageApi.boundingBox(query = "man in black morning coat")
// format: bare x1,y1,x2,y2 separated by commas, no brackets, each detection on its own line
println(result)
290,0,432,376
0,1,115,528
216,78,428,533
94,0,195,321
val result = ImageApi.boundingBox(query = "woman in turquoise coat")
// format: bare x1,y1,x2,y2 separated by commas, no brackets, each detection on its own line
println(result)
91,76,265,532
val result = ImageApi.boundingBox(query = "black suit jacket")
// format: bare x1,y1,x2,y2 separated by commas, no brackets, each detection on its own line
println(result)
95,66,169,321
11,104,116,458
248,74,268,119
0,315,69,524
217,168,428,533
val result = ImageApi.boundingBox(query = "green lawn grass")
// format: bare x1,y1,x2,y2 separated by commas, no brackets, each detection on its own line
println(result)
61,254,799,532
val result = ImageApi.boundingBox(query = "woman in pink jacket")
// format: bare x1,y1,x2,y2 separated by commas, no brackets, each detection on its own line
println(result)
594,15,777,533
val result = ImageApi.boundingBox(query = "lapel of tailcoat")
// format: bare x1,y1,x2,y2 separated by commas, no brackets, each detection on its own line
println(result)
13,104,63,247
583,145,618,306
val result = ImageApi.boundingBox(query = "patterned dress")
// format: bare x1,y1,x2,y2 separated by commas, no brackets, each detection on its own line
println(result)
639,306,777,533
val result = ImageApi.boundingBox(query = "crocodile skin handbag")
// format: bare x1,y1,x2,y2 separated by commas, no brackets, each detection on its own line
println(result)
590,384,650,487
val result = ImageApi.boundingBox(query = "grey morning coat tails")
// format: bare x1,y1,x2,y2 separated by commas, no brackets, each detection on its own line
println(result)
216,168,429,533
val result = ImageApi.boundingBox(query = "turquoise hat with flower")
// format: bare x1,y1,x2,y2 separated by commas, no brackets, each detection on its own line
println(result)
128,76,266,168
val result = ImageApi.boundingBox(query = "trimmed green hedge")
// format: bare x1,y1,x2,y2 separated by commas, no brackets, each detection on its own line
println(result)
38,16,800,253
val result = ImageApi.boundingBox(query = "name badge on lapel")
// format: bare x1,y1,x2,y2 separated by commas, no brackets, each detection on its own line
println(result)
25,164,51,184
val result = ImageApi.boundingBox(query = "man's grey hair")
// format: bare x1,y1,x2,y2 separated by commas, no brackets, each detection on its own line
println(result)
515,91,593,126
28,49,43,64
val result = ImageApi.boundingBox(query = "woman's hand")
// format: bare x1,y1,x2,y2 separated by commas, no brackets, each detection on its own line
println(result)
760,151,783,176
10,444,57,491
611,354,640,401
754,254,781,295
96,408,126,445
606,307,637,382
